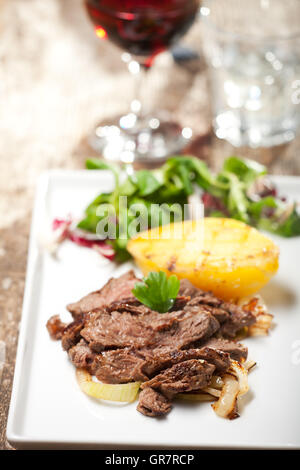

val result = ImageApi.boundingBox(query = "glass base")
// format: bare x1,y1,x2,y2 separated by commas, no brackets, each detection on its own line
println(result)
88,114,193,163
214,111,298,148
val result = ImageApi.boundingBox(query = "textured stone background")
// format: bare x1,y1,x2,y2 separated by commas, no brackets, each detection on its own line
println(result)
0,0,299,450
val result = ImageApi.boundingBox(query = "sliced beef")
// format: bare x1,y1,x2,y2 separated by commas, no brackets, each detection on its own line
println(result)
218,302,256,337
93,348,149,383
81,308,219,353
141,346,230,376
179,279,199,298
202,337,248,362
185,296,256,338
105,295,190,315
90,346,230,384
193,347,230,373
46,315,67,340
186,291,222,308
105,299,151,315
171,295,192,311
81,310,154,351
47,272,256,419
203,306,230,324
137,388,172,417
68,339,96,373
67,270,138,318
143,310,186,331
141,359,215,399
61,318,84,351
151,309,219,349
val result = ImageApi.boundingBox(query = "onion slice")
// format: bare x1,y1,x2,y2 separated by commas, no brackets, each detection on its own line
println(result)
202,387,221,398
229,360,249,396
176,393,216,402
244,359,257,372
212,374,240,419
210,375,224,389
76,369,141,403
238,296,273,336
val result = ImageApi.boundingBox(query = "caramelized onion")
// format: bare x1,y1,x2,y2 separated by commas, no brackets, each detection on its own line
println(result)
244,359,257,372
212,374,239,419
229,360,249,396
210,375,224,389
202,387,221,398
238,295,273,336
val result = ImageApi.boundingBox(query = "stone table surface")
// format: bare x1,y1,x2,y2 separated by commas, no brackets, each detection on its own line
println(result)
0,0,299,450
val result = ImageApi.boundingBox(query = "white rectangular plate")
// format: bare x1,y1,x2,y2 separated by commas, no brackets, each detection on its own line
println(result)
7,170,300,449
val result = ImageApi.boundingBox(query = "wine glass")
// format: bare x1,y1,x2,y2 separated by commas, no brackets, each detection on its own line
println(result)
84,0,200,163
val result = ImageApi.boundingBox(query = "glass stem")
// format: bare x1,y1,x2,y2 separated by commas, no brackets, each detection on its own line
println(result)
130,61,151,126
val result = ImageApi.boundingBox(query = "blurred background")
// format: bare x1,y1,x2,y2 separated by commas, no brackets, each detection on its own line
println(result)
0,0,299,449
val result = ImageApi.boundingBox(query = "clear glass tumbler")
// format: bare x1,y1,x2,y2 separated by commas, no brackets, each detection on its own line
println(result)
200,0,300,148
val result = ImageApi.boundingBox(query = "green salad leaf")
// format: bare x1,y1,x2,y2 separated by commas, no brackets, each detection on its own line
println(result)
219,171,250,223
275,205,300,237
134,170,162,196
248,196,278,219
132,271,180,313
222,156,266,186
85,159,120,188
79,155,300,260
257,203,300,237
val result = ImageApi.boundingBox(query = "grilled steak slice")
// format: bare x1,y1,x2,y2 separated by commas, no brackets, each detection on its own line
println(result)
151,309,219,349
171,295,192,310
137,388,172,417
67,270,138,318
218,302,256,337
180,279,230,308
93,348,149,383
81,311,154,351
61,318,84,351
81,308,219,353
193,347,230,373
46,315,67,340
105,299,151,315
179,279,200,298
90,346,230,384
180,278,256,337
141,347,230,376
185,291,222,307
185,298,256,338
141,359,215,399
106,295,191,315
202,337,248,362
68,339,96,373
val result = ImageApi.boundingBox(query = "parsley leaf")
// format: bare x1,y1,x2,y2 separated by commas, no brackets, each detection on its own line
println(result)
132,271,180,313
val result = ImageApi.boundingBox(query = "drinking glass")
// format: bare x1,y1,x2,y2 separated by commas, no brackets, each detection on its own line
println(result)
200,0,300,148
84,0,200,163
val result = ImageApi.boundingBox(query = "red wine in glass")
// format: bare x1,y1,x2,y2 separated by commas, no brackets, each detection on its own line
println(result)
84,0,200,162
85,0,200,66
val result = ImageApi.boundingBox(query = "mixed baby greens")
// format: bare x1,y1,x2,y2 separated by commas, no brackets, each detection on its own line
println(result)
78,155,300,260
